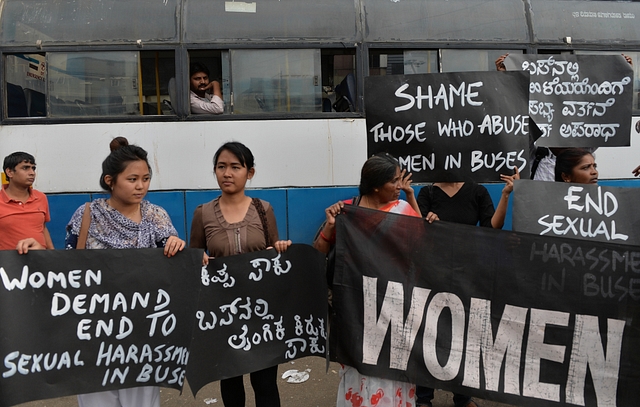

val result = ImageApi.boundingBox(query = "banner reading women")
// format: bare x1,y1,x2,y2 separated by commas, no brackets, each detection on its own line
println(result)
331,205,640,407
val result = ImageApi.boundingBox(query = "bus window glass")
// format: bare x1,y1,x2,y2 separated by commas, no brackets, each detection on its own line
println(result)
141,51,176,115
5,54,47,117
369,50,438,76
185,0,357,43
48,52,139,117
0,0,179,45
529,0,640,44
321,49,356,112
362,0,528,43
230,49,321,114
441,49,523,72
574,50,639,112
403,51,438,75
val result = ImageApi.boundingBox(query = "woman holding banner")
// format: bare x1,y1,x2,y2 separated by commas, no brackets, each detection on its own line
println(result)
189,141,291,407
65,136,185,407
419,169,519,230
314,153,420,407
554,148,598,184
415,169,518,407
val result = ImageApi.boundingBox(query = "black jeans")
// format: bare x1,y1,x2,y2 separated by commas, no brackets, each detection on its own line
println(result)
220,365,280,407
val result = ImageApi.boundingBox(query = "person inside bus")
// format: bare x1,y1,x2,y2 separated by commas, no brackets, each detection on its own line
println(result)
1,151,54,253
189,62,224,115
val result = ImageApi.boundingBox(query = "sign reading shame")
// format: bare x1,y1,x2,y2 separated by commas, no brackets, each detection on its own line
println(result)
365,71,530,182
0,249,202,407
331,206,640,407
512,179,640,246
503,54,633,147
186,244,328,395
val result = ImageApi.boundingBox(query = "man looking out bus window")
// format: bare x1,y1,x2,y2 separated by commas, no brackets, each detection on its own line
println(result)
189,62,224,115
0,151,54,253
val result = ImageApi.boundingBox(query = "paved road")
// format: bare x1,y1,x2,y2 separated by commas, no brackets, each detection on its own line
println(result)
17,357,517,407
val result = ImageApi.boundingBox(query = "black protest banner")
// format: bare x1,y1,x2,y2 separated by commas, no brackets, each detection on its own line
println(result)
365,71,530,182
186,244,328,395
331,205,640,407
0,248,202,407
503,54,633,147
512,179,640,246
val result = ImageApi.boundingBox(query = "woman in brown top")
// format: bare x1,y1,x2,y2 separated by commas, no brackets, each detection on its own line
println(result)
190,141,290,407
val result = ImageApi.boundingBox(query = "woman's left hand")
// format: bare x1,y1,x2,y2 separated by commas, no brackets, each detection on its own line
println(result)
16,238,46,254
164,236,186,257
271,240,292,253
400,169,414,195
500,166,520,195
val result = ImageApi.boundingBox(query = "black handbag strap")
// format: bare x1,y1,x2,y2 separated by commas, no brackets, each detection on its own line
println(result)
252,197,272,247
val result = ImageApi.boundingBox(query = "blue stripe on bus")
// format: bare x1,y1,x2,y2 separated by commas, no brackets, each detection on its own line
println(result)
45,180,640,249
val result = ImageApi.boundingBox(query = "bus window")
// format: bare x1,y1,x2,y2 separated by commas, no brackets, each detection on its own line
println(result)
5,51,176,118
369,49,438,76
5,54,46,117
321,49,356,112
441,49,523,72
188,50,226,115
48,52,140,117
369,48,522,75
403,51,439,75
229,49,322,114
140,51,176,115
187,48,355,115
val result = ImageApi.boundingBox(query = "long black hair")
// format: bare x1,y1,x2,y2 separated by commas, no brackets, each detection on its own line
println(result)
358,153,399,196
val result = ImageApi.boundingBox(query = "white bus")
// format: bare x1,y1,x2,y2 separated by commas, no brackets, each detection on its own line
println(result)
1,0,639,247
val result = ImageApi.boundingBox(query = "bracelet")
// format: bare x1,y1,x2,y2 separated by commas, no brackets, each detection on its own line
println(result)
319,230,332,243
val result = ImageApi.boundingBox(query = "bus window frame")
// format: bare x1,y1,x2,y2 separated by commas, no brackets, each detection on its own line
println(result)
2,42,364,124
1,45,184,123
6,42,640,122
184,43,362,119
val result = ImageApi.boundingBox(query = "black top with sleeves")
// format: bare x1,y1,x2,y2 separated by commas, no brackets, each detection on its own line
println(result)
416,182,495,227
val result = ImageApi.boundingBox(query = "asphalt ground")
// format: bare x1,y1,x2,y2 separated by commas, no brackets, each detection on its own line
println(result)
15,357,519,407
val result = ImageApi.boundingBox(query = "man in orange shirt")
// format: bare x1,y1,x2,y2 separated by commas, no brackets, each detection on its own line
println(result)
0,152,53,253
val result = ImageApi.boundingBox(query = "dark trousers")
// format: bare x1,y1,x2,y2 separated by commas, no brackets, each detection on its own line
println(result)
415,386,472,407
220,365,280,407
